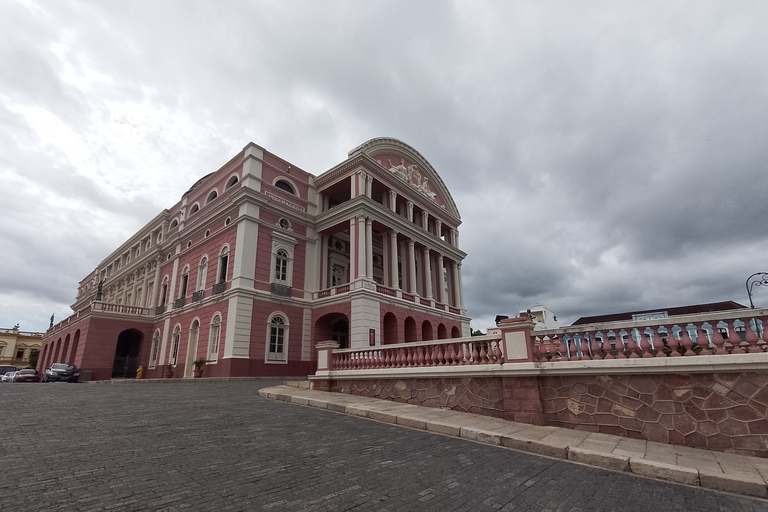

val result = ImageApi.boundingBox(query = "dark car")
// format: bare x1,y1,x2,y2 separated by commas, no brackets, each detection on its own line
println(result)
0,365,18,377
42,363,80,383
14,369,42,383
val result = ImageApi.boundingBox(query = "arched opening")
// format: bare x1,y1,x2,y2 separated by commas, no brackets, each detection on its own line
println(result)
315,313,349,349
382,313,398,345
404,317,417,343
62,334,71,364
53,338,62,363
422,320,433,341
226,175,239,189
206,190,218,203
451,326,461,338
111,329,144,378
437,323,448,340
69,330,80,365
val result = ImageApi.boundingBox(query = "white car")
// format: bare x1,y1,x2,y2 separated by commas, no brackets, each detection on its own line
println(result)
2,371,16,383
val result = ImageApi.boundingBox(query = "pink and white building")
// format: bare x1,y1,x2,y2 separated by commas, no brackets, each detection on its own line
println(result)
39,138,470,380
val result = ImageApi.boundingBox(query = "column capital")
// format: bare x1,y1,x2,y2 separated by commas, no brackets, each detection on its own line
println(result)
407,239,415,247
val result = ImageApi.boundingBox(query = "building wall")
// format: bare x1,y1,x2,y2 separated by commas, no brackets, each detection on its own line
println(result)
0,329,43,367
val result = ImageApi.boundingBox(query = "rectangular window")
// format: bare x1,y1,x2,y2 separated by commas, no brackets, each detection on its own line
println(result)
268,327,285,361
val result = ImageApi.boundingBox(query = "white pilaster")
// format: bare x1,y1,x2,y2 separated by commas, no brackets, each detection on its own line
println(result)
223,295,253,359
389,230,399,290
350,296,380,348
436,254,446,304
231,202,260,289
388,190,397,211
349,218,357,279
407,201,414,223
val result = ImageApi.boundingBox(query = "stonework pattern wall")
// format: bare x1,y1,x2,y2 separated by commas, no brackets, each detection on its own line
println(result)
539,372,768,458
332,377,506,417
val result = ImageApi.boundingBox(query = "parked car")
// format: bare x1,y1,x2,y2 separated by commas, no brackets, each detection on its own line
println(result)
0,365,18,379
42,363,80,383
14,369,42,383
2,371,16,383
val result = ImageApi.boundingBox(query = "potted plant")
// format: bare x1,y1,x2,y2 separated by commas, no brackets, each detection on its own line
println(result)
165,364,174,378
192,357,207,378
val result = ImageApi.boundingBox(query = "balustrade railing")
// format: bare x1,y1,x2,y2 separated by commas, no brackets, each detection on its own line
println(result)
91,301,152,316
331,336,504,370
375,285,398,297
192,290,205,303
212,282,227,295
531,310,768,361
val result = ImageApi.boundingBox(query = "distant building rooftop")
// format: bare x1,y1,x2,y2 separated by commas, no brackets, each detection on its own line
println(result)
571,301,747,326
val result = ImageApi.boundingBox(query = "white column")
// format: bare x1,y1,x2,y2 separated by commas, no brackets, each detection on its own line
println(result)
451,261,460,307
365,217,373,280
407,240,417,294
388,190,397,212
422,247,433,299
421,211,429,230
389,230,399,290
320,234,329,290
436,254,446,304
435,219,442,238
356,215,367,280
406,201,414,223
456,262,464,308
349,218,357,280
366,174,373,198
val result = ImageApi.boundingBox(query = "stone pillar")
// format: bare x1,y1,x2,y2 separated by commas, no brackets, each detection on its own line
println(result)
366,174,373,198
365,217,373,280
320,234,329,290
456,262,464,308
422,247,433,300
349,218,357,279
451,261,460,307
435,219,442,238
406,201,414,223
421,211,429,231
407,239,417,294
436,254,446,304
389,230,399,290
356,215,367,279
388,190,397,212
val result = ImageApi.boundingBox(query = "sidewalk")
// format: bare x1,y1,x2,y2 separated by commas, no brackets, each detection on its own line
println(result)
259,384,768,499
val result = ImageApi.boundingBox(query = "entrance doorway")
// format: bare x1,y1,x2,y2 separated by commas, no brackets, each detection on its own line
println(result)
111,329,143,378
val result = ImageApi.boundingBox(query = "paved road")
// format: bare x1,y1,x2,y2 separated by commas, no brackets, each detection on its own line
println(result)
1,380,767,512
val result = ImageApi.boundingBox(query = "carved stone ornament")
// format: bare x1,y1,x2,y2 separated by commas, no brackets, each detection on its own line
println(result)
385,158,437,202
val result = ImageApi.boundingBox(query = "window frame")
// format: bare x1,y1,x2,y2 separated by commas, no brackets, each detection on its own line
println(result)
266,313,289,363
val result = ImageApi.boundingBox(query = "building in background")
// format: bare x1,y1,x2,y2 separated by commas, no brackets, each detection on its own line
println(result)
39,138,470,380
0,326,42,368
519,304,560,330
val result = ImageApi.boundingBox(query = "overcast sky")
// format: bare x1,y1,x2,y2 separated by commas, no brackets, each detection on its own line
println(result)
2,0,767,333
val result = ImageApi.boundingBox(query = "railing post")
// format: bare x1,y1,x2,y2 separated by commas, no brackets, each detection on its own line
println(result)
497,318,536,362
312,340,339,392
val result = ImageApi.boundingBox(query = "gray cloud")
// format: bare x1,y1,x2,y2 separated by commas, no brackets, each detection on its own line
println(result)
2,0,768,333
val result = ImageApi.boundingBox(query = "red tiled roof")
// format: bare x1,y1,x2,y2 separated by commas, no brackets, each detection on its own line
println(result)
571,301,747,326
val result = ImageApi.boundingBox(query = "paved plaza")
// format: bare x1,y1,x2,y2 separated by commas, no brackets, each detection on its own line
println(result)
1,380,767,511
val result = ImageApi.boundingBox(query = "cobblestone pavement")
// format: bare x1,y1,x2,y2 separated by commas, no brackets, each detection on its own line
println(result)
1,380,767,512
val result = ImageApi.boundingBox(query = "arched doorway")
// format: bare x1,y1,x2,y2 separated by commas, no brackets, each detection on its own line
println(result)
69,330,80,365
437,323,448,340
422,320,433,341
184,320,200,378
404,317,417,343
451,326,461,338
382,313,398,345
315,313,349,349
111,329,144,378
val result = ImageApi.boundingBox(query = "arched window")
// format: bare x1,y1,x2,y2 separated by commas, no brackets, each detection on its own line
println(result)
226,175,239,189
275,180,295,195
150,330,161,368
218,246,229,283
179,266,190,298
206,190,218,204
267,314,288,362
170,219,179,229
209,315,221,361
275,250,288,282
189,204,200,216
197,257,208,291
170,326,181,365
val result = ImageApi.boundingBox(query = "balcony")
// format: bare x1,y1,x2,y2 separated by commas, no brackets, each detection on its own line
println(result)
155,305,166,316
174,297,186,309
212,282,226,295
192,290,205,303
270,283,292,297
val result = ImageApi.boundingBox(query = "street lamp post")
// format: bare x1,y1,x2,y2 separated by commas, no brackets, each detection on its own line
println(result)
746,272,768,309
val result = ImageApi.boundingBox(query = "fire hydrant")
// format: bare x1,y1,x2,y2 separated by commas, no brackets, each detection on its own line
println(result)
136,366,144,379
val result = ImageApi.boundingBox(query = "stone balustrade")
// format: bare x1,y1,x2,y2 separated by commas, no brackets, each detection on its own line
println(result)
331,336,504,370
531,309,768,362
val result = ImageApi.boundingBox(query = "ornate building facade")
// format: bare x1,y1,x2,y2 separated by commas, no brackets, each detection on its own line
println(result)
38,138,470,380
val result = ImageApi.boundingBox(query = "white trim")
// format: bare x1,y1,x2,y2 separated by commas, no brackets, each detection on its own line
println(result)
208,313,222,363
197,255,209,291
273,177,299,197
225,173,240,189
206,188,219,204
169,324,182,365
